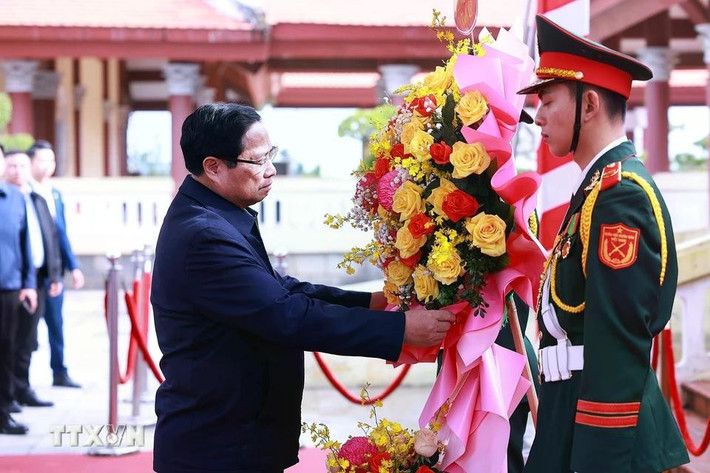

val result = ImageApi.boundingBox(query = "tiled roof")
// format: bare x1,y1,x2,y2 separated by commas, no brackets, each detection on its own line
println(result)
0,0,253,30
263,0,517,27
0,0,518,30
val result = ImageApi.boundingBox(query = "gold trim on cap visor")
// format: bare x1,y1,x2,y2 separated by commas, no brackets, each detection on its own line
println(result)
536,67,584,80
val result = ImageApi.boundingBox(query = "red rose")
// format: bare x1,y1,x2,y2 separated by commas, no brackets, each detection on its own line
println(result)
374,156,390,178
390,143,406,159
399,250,422,269
408,213,435,239
429,142,453,165
412,94,437,116
415,467,435,473
368,451,391,472
442,190,479,223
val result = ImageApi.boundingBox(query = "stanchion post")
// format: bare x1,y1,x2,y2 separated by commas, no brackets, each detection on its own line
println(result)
139,245,154,404
131,250,145,419
88,253,138,456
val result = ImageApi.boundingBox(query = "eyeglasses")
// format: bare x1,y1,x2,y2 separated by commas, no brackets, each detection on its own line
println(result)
230,146,279,167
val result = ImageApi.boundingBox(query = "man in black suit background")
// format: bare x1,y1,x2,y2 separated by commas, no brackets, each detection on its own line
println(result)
0,145,37,435
3,150,62,412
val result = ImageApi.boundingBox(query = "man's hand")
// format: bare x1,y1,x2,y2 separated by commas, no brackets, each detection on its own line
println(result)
369,291,388,310
18,289,38,313
403,309,456,347
71,269,85,289
48,282,63,298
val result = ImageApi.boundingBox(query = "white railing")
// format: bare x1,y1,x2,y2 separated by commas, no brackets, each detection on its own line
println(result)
52,176,368,256
674,232,710,381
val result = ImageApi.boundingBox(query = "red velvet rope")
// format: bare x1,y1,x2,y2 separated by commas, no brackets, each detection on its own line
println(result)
663,328,710,456
312,352,410,405
103,280,165,384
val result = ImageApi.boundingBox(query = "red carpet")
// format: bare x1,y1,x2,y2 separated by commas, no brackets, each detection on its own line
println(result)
0,448,327,472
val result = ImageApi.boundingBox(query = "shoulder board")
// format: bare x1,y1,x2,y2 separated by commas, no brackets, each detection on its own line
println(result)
599,162,622,191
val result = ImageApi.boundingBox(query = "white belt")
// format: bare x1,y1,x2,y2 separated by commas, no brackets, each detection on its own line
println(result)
539,343,584,382
539,268,584,382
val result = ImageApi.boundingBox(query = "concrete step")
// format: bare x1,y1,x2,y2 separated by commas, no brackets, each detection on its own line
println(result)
684,381,710,418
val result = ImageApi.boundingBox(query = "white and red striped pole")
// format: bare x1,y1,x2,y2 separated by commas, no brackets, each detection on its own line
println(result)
535,0,590,248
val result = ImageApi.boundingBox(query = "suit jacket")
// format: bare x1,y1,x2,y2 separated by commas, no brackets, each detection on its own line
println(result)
30,192,62,283
524,141,688,473
151,176,405,473
51,187,79,273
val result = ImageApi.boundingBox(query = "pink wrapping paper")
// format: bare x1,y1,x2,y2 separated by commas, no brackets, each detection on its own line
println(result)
389,29,545,473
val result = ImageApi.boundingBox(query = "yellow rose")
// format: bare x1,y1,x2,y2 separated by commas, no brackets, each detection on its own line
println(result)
449,142,491,179
410,111,433,131
408,130,434,162
455,90,489,127
413,265,440,303
395,226,427,258
383,280,401,306
428,250,464,285
400,121,422,152
387,260,414,287
392,181,425,221
423,65,454,93
426,178,458,216
465,212,507,257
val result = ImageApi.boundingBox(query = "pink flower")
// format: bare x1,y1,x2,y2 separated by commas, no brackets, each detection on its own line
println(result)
414,428,438,457
338,436,378,472
355,172,379,212
377,170,403,212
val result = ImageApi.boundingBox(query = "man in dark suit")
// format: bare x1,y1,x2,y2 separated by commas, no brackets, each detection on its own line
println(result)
517,15,688,472
0,145,37,435
151,103,456,473
29,140,84,388
4,150,62,412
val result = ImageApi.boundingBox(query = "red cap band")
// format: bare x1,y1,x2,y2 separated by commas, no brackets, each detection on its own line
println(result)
538,52,634,98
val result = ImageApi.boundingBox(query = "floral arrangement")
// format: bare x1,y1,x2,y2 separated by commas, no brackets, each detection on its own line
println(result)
325,13,517,314
323,10,545,473
302,385,445,473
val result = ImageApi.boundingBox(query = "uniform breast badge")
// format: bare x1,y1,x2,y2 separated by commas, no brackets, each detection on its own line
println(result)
559,212,579,259
599,223,640,269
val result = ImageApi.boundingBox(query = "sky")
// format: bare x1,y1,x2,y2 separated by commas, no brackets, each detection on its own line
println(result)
126,105,709,178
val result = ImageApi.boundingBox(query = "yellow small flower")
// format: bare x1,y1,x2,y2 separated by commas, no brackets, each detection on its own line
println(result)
466,212,507,256
455,90,489,126
450,141,491,178
392,181,425,221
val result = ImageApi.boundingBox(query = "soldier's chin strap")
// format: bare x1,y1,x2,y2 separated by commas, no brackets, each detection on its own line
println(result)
569,82,584,153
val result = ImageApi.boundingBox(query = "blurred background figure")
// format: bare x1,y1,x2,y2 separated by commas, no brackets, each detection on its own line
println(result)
3,150,61,412
0,145,37,435
29,140,84,389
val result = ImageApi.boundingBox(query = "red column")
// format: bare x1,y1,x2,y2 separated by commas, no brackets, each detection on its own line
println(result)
169,94,195,187
3,60,38,135
643,77,671,174
163,63,199,191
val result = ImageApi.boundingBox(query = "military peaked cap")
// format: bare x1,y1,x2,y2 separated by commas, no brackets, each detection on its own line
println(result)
518,15,652,98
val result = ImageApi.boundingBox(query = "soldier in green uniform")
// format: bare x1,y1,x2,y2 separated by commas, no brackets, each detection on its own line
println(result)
516,15,689,472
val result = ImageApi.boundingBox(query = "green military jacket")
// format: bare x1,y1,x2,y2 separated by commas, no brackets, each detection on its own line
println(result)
524,141,689,473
